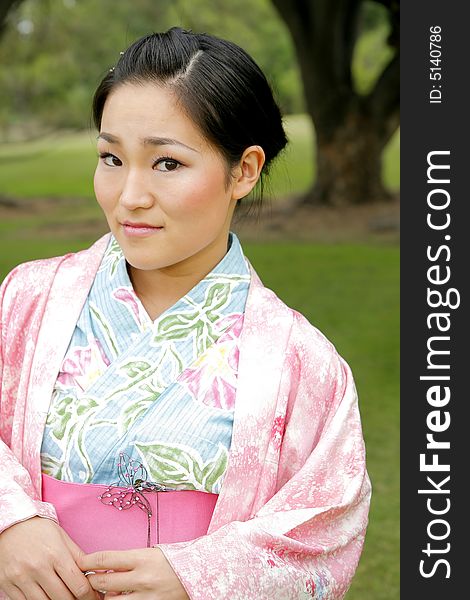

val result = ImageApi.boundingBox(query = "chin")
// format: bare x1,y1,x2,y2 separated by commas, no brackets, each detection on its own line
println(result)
125,257,165,272
124,250,183,272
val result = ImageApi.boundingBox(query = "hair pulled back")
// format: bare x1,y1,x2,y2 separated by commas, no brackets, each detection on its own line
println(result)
92,27,288,207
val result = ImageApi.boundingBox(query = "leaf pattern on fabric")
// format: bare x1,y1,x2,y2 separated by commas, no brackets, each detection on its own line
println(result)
44,390,104,482
203,283,230,316
120,397,157,434
46,395,74,441
135,441,228,493
98,236,123,278
116,351,183,436
120,360,152,378
108,345,184,403
41,453,64,479
153,282,234,356
89,303,120,358
204,273,250,283
155,312,200,341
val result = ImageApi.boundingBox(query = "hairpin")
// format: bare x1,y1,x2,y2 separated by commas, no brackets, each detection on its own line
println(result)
99,452,170,547
108,50,125,73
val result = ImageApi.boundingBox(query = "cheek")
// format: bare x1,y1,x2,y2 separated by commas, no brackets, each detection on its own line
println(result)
94,169,113,213
163,172,229,218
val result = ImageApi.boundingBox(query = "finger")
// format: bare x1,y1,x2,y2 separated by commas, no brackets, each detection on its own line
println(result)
55,528,100,599
87,571,135,594
15,582,49,600
43,536,99,600
79,550,139,572
37,570,77,600
0,583,27,600
54,559,99,600
91,572,131,598
60,528,88,562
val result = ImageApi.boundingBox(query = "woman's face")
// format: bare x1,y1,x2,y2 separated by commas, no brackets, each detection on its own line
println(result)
94,82,239,275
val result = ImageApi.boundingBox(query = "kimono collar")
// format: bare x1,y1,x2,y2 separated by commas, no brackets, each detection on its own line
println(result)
96,231,250,329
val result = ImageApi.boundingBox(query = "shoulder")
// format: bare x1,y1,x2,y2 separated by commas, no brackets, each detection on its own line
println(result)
264,294,356,433
289,308,339,365
0,234,110,311
284,304,348,394
0,256,64,314
246,269,350,391
247,268,338,358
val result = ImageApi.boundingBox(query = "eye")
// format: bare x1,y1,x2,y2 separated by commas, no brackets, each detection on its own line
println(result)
99,152,122,167
154,157,181,172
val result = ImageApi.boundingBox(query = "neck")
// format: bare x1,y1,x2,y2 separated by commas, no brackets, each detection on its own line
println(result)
128,234,231,321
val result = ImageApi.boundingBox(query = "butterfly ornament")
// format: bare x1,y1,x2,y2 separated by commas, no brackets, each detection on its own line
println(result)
99,452,171,547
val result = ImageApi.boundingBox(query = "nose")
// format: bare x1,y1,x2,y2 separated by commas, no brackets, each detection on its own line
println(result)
119,170,155,211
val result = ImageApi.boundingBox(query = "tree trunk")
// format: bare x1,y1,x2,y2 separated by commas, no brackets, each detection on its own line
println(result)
271,0,399,206
307,111,392,206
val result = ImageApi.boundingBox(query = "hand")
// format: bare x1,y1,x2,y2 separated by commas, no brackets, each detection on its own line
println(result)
0,516,99,600
78,548,189,599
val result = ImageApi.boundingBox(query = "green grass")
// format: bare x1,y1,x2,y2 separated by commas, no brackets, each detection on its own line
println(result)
0,115,400,200
0,131,97,197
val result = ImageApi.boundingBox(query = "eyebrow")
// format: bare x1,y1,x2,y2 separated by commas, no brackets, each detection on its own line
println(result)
97,132,199,153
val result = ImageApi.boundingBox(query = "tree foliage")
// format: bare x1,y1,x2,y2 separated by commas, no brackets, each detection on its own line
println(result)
0,0,25,37
0,0,303,136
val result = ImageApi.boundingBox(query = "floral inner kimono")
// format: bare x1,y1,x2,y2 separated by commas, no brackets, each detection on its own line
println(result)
40,233,250,494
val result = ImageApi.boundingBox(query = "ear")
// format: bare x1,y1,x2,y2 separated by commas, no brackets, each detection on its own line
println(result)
231,145,266,200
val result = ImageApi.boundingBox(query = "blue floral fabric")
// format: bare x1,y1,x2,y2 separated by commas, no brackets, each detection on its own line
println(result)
40,233,250,493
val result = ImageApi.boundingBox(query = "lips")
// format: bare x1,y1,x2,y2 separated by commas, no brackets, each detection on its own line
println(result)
122,221,162,229
121,221,163,237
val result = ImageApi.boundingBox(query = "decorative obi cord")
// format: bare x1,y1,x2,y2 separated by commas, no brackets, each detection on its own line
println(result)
42,454,217,552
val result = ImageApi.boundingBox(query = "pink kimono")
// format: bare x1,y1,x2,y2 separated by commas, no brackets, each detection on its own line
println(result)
0,235,371,599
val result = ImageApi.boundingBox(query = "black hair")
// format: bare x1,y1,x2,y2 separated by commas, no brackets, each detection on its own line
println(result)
92,27,288,209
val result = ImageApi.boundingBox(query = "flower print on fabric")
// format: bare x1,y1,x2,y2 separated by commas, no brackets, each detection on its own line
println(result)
112,286,151,332
41,233,250,492
56,334,111,392
179,314,243,411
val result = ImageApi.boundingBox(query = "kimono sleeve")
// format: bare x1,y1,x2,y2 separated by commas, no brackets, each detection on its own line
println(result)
0,265,58,534
158,313,372,599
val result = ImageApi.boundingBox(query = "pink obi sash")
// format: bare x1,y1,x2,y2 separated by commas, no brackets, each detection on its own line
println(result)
42,474,217,553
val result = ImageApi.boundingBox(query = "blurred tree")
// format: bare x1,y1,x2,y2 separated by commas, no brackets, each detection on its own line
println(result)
271,0,399,205
0,0,24,37
0,0,303,136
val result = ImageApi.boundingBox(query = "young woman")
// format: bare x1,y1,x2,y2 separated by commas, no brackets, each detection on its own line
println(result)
0,28,371,600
